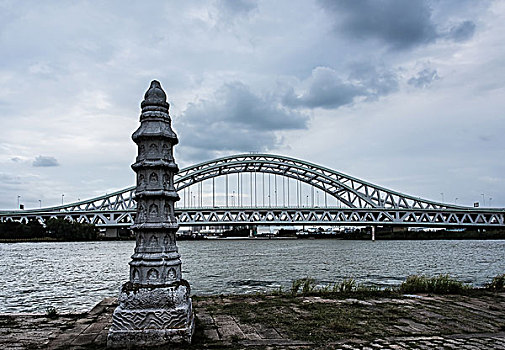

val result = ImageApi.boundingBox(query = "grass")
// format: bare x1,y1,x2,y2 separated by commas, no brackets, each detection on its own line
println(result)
487,274,505,291
197,273,505,346
45,306,58,319
286,278,398,298
201,293,409,343
399,274,469,294
283,273,505,297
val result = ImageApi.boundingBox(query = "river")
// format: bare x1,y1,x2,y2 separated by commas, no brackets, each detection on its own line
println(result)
1,239,504,313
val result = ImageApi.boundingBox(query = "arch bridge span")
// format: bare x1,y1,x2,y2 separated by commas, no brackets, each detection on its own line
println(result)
0,154,503,228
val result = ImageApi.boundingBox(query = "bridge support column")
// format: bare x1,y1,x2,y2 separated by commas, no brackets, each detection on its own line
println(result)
371,226,376,241
108,81,194,348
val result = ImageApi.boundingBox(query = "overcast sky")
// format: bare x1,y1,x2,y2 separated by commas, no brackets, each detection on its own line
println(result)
1,0,504,210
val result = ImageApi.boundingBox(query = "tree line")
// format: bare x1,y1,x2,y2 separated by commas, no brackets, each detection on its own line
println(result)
0,218,97,241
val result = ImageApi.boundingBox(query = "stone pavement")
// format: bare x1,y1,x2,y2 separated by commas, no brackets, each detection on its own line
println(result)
1,292,504,349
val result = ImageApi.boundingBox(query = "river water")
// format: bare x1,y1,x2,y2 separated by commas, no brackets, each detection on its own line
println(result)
1,239,504,313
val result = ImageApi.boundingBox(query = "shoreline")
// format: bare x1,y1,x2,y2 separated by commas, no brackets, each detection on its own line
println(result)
2,236,505,243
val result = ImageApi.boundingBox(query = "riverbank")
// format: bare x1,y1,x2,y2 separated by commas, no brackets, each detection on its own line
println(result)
3,228,505,243
1,289,505,349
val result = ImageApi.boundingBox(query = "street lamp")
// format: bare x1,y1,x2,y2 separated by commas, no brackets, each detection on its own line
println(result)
455,197,458,205
61,194,64,205
440,192,444,202
17,195,20,209
481,193,485,207
39,200,42,208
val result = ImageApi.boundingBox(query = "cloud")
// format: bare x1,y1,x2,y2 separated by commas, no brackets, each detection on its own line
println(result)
216,0,257,17
283,66,398,109
32,156,59,167
408,68,440,88
176,81,308,160
319,0,437,50
0,173,22,185
446,20,476,42
318,0,476,50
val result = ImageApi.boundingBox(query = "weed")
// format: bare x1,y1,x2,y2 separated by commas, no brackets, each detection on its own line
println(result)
487,274,505,291
335,278,356,293
45,306,58,319
399,274,468,294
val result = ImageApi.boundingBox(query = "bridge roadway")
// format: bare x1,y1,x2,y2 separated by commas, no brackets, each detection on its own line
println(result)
1,153,504,228
0,206,504,228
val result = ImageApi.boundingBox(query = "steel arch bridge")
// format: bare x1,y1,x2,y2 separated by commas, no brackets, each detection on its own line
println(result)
0,153,503,228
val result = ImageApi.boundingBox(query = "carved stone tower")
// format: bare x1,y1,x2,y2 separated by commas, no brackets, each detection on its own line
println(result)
107,80,194,347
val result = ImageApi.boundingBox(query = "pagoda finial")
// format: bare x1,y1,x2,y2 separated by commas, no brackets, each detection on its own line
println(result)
141,80,169,109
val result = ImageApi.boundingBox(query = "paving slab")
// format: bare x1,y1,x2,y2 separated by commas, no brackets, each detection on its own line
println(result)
0,291,505,349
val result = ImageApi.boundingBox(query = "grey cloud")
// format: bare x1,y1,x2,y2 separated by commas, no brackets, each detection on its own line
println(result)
216,0,257,17
408,68,440,88
33,156,59,167
283,66,398,109
176,82,308,160
348,63,399,100
0,173,22,185
318,0,476,50
319,0,437,50
447,20,476,42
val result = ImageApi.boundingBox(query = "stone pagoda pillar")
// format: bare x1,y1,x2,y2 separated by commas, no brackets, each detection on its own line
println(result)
107,80,194,347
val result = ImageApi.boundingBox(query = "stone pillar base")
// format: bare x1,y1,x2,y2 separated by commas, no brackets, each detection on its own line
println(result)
107,281,194,348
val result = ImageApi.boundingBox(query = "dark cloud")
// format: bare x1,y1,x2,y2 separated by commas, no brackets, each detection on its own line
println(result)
176,82,308,160
319,0,437,50
11,157,22,163
447,20,476,42
283,66,398,109
318,0,476,50
33,156,59,167
408,68,440,88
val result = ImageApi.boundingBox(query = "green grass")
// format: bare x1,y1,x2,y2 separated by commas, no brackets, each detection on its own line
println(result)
399,274,469,294
285,273,497,297
487,274,505,291
204,294,408,343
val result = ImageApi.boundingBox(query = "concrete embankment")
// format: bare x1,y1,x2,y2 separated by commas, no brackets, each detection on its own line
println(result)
1,291,505,349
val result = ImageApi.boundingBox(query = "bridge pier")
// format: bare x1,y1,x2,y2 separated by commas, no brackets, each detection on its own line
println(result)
371,226,376,241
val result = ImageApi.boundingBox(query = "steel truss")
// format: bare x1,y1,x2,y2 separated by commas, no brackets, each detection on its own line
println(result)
1,154,504,227
1,207,503,228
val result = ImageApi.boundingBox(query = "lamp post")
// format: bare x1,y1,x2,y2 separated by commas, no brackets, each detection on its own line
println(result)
17,195,20,209
61,194,64,205
39,200,42,208
440,192,444,202
481,193,485,207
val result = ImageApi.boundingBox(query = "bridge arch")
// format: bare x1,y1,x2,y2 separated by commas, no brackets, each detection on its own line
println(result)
2,153,503,228
174,154,455,210
1,153,461,215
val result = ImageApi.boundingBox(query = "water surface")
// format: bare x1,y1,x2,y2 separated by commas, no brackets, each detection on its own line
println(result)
0,239,504,313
